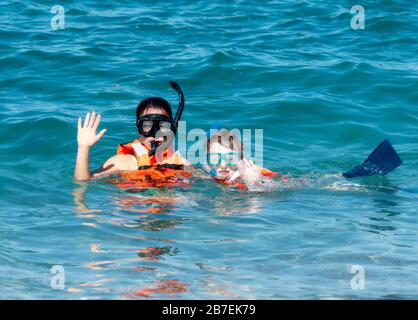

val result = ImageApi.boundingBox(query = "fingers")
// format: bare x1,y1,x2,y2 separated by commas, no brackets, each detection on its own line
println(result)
82,112,102,129
92,113,101,131
243,158,255,167
94,128,107,143
83,112,91,128
78,117,82,130
89,112,96,128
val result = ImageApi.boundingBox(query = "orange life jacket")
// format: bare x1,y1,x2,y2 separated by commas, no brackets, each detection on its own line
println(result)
116,139,186,167
111,139,191,189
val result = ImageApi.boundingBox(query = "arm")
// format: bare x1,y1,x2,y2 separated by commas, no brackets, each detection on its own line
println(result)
74,112,107,181
237,159,277,185
91,154,137,179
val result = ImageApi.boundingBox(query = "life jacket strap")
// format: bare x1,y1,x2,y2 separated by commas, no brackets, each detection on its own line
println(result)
137,164,185,171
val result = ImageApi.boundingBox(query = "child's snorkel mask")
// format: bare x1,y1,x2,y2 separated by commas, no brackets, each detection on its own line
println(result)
201,151,241,179
136,81,185,156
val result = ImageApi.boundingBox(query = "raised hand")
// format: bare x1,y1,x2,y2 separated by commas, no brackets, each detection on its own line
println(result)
77,112,107,148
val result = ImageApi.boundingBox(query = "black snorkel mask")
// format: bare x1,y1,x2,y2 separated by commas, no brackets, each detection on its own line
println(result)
135,81,185,156
136,114,175,138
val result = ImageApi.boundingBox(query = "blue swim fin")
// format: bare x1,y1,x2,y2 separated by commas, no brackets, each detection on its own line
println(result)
343,139,402,178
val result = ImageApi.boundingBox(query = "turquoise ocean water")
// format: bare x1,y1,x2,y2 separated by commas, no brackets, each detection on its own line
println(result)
0,0,417,299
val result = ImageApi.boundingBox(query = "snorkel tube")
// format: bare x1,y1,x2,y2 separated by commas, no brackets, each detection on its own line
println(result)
149,141,160,157
169,80,185,131
147,81,185,157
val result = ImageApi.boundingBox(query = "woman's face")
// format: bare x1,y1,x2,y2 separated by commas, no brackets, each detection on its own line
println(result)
208,142,240,180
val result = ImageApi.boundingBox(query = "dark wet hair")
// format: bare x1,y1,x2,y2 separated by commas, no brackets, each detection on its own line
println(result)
136,97,173,120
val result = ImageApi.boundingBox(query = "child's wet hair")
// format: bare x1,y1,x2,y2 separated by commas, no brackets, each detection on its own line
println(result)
136,97,173,119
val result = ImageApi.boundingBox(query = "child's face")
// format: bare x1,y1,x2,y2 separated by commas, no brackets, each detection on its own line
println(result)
208,142,240,180
139,108,169,148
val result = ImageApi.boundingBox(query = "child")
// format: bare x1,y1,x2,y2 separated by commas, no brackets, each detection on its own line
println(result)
74,82,189,182
205,129,280,189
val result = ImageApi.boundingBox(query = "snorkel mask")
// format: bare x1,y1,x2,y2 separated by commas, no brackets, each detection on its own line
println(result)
136,81,185,156
136,114,175,138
